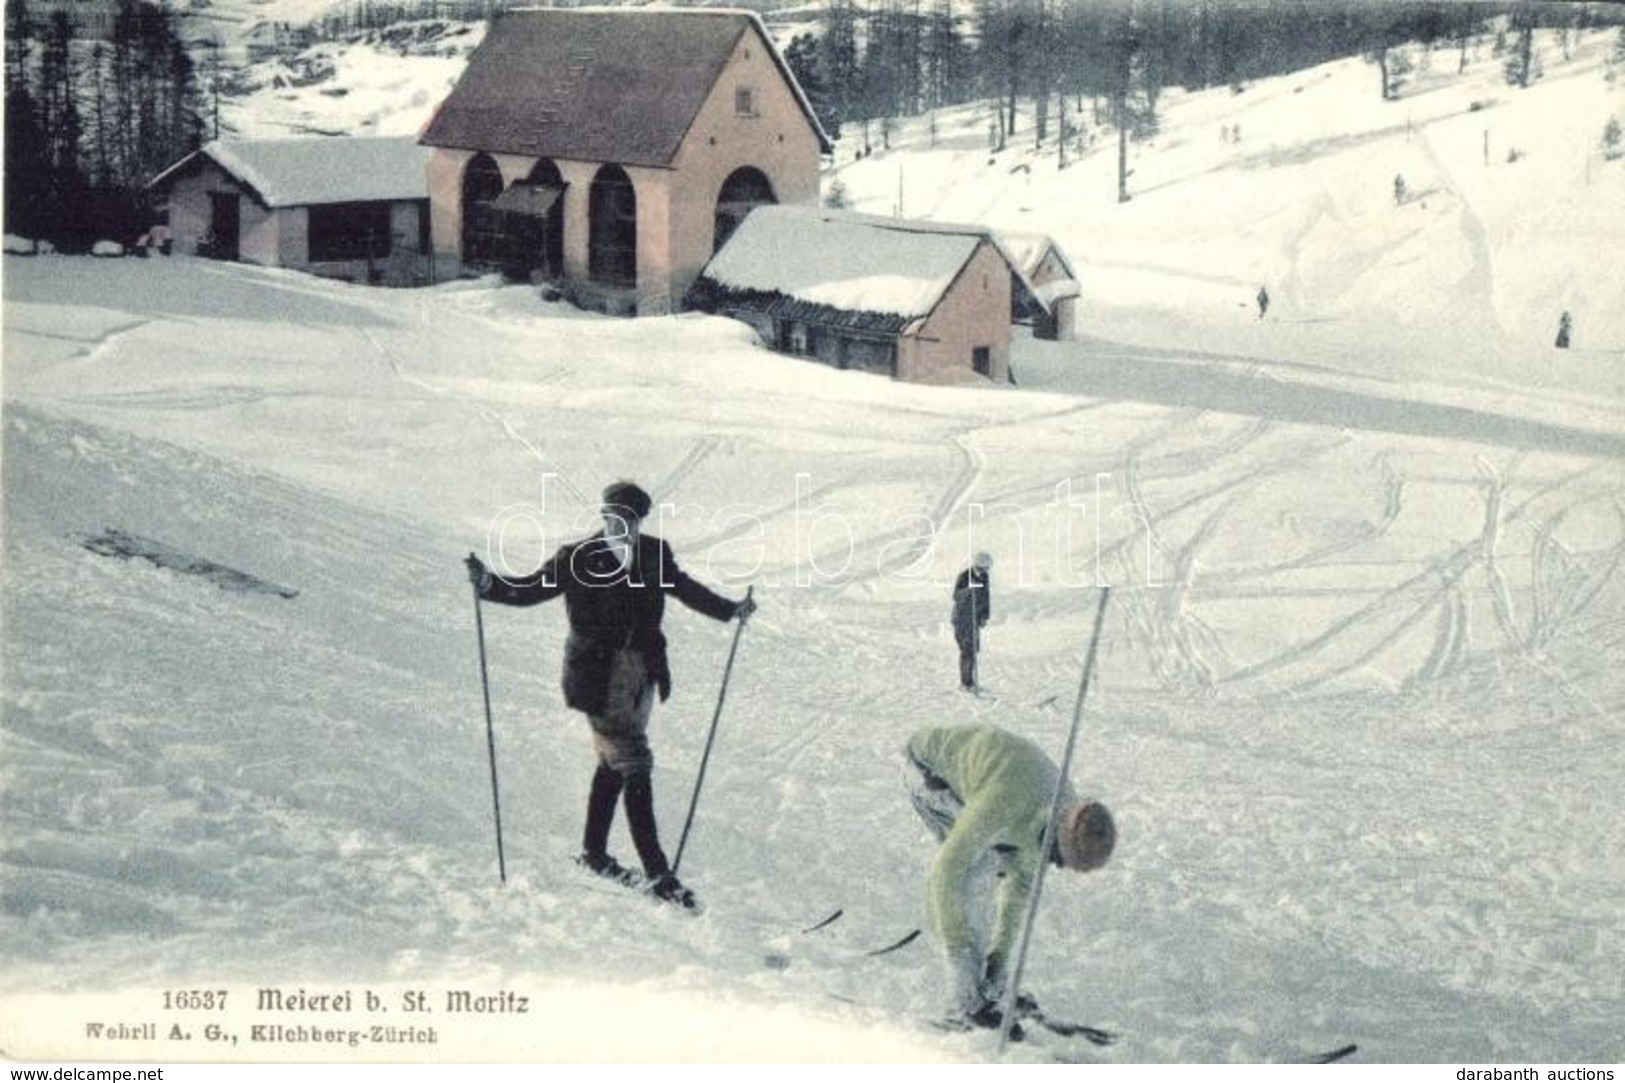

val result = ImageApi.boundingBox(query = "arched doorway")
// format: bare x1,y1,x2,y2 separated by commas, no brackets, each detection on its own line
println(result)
524,160,566,280
714,167,776,253
588,165,637,288
460,153,504,269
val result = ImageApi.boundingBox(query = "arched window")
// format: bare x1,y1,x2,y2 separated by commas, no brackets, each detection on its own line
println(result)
461,154,505,269
588,165,637,288
714,167,776,253
524,160,566,279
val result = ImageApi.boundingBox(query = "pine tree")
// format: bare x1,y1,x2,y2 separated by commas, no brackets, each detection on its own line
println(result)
4,0,48,241
1505,2,1537,88
819,0,861,141
785,33,838,139
38,10,87,232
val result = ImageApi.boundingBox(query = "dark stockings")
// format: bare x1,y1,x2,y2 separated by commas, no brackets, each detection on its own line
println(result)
582,762,671,879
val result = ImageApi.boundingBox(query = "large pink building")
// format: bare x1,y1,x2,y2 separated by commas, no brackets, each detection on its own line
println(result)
419,8,832,316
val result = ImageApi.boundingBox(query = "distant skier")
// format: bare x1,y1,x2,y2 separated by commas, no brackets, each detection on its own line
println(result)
1555,310,1572,349
465,480,755,909
1256,285,1270,319
952,552,993,691
905,724,1116,1029
1393,173,1408,206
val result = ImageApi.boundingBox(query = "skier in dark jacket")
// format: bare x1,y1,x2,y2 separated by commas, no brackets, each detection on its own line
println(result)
466,480,754,908
952,552,993,691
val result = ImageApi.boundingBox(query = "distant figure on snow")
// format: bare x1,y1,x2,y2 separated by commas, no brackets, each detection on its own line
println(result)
1256,285,1270,319
952,552,993,692
465,480,755,910
905,724,1116,1030
1555,311,1572,349
1393,173,1408,206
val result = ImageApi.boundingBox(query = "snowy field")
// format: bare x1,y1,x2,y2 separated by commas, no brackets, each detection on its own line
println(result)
3,26,1624,1068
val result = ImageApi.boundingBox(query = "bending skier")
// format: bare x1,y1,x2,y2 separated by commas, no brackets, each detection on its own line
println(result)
952,552,993,691
905,723,1115,1028
466,480,755,909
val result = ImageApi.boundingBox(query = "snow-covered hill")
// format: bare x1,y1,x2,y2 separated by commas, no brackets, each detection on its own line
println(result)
3,23,1623,1069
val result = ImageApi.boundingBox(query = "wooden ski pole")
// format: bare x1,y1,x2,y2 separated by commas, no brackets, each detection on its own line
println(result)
469,554,507,885
996,586,1111,1054
672,586,754,876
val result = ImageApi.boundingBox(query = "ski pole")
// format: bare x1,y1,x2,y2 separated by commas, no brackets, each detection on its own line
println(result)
996,586,1111,1054
672,585,753,876
469,554,507,885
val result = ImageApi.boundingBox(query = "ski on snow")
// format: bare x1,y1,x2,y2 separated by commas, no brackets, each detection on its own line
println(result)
1305,1043,1360,1064
570,859,704,913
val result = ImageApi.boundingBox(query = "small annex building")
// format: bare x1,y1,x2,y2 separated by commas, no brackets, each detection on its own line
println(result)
149,136,433,285
1001,230,1081,341
687,205,1042,385
418,7,832,315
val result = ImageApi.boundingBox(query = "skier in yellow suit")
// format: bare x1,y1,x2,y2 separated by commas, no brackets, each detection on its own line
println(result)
905,724,1116,1027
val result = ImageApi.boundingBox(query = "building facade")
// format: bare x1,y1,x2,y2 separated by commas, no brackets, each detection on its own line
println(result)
418,8,831,315
149,137,433,286
690,206,1039,386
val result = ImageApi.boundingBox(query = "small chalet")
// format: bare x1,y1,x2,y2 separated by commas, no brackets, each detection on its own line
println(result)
1001,231,1081,341
418,7,832,315
688,205,1041,385
149,137,433,285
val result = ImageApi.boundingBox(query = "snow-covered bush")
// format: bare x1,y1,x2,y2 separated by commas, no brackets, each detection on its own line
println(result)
4,235,54,255
91,240,126,258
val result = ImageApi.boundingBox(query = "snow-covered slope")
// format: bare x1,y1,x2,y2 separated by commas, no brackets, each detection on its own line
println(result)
3,26,1623,1068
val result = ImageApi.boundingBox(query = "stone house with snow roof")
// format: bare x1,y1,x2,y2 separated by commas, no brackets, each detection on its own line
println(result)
149,137,433,285
418,7,831,316
687,205,1041,385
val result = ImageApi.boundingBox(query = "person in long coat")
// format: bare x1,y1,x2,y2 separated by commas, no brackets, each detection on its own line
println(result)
952,552,993,691
467,480,754,907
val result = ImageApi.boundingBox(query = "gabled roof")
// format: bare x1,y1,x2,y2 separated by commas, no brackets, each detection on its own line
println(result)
695,205,1037,323
999,230,1078,282
419,7,833,166
149,137,432,208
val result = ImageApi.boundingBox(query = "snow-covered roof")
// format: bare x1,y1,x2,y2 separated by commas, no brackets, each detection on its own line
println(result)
698,205,1021,320
999,229,1078,281
150,137,432,208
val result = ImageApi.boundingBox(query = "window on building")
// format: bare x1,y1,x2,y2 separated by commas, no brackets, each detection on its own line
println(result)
309,202,392,262
461,154,506,269
588,166,638,287
972,346,991,376
736,87,756,116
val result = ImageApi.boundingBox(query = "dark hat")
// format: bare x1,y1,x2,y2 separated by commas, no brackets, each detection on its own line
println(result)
602,480,652,520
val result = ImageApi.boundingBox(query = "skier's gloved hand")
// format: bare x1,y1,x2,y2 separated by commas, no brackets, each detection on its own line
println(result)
734,594,757,622
465,553,491,593
947,946,987,1019
980,951,1009,1009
